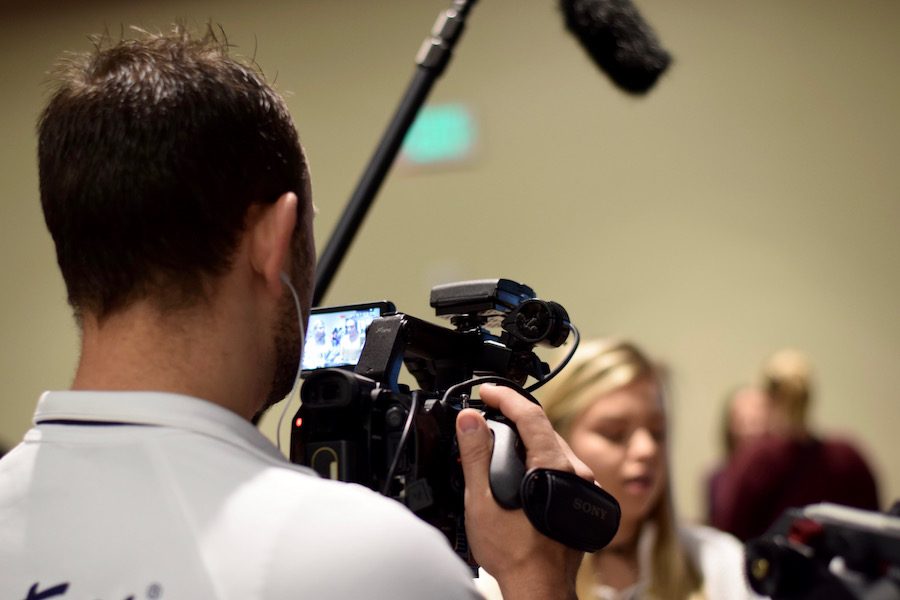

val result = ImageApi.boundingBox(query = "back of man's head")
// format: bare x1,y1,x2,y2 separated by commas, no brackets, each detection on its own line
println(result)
38,26,308,323
723,384,771,456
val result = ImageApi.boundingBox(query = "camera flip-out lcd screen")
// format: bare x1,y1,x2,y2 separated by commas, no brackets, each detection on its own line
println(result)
302,302,394,372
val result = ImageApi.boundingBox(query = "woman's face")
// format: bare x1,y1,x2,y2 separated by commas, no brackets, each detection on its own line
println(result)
567,377,667,529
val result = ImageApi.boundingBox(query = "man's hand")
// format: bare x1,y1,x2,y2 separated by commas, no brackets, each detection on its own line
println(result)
456,384,593,600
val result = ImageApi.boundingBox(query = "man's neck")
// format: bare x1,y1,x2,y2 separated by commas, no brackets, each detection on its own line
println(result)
72,299,268,421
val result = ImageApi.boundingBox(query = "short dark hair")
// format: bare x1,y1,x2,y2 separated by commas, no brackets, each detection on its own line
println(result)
38,26,308,321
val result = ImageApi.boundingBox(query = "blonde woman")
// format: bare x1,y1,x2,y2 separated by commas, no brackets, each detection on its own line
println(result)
533,338,756,600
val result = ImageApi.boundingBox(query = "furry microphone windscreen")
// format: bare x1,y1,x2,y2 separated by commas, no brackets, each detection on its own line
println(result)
559,0,672,94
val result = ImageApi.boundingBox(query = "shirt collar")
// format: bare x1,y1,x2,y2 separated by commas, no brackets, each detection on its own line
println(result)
34,390,299,467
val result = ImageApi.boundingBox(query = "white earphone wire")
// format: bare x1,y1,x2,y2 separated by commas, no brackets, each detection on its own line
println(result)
276,272,306,453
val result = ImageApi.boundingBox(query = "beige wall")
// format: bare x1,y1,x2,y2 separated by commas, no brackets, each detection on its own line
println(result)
1,0,898,524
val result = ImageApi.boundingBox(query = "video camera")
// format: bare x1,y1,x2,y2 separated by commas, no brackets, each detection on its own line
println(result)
745,502,900,599
290,278,620,567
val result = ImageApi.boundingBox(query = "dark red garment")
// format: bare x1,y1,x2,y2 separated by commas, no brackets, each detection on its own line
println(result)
706,465,727,525
710,434,880,541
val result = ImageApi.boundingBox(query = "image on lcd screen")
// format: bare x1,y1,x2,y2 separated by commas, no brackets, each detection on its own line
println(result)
302,306,383,371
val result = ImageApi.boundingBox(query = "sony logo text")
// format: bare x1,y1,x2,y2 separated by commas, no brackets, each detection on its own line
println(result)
573,497,607,519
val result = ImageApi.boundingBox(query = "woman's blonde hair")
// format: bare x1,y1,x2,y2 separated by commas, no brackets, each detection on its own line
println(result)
761,347,813,431
538,338,703,600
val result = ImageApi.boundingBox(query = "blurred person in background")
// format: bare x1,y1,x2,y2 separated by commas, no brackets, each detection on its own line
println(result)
482,339,757,599
705,385,771,524
711,348,880,541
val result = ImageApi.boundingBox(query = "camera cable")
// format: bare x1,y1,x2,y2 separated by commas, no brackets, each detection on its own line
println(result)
382,325,581,498
525,323,580,393
381,391,421,496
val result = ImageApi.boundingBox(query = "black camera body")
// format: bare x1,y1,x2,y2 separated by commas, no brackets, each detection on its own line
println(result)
290,279,577,563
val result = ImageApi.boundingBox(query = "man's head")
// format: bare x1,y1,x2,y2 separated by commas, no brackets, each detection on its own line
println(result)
38,26,312,322
312,319,326,343
39,27,315,416
345,318,358,339
723,385,771,456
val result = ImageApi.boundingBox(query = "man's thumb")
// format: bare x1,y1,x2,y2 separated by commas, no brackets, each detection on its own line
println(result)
456,409,493,496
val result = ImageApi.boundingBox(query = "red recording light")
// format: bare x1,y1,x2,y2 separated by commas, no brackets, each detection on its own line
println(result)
294,417,303,428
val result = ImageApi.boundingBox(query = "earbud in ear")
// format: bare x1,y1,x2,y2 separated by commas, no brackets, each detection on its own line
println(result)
279,271,291,285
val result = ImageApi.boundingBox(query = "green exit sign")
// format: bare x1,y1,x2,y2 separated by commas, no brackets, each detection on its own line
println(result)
401,103,477,166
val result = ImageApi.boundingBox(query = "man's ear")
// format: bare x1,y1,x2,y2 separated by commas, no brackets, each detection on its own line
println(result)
249,192,297,298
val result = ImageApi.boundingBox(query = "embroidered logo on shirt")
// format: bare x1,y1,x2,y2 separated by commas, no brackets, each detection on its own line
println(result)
22,582,162,600
23,582,69,600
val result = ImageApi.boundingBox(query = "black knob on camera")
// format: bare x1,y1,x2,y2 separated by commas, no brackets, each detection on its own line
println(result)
502,299,570,347
745,536,818,598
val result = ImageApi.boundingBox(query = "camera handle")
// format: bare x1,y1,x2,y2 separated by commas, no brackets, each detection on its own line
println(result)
313,0,479,306
442,377,622,553
487,419,527,508
486,417,621,553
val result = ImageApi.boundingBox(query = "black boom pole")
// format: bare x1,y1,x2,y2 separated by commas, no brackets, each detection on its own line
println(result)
312,0,478,307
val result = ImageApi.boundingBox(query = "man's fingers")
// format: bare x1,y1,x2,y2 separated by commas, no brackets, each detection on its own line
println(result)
456,408,493,499
479,384,572,473
479,385,549,441
478,384,542,420
556,432,595,482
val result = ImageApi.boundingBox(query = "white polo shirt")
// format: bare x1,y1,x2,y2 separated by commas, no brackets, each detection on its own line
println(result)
0,391,481,599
